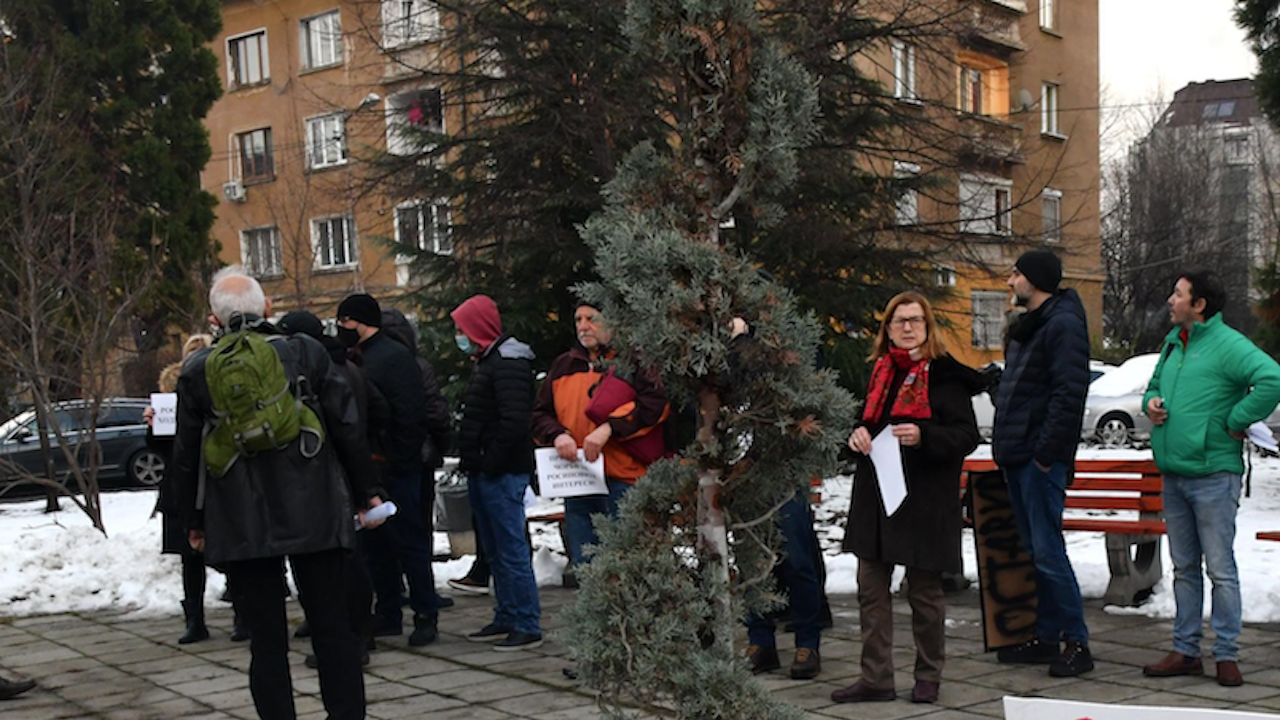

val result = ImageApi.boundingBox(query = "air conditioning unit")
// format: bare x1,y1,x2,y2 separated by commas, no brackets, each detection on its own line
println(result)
222,180,247,203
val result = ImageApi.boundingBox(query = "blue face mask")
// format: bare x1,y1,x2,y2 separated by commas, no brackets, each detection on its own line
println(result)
455,334,475,354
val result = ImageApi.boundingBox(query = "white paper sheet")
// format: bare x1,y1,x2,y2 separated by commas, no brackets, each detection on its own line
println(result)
535,447,608,498
149,393,178,437
1248,421,1278,453
870,426,907,516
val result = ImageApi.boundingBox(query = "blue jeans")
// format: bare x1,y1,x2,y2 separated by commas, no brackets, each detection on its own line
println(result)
1163,472,1242,661
364,469,438,628
564,479,632,567
470,472,541,635
745,490,823,650
1004,460,1088,643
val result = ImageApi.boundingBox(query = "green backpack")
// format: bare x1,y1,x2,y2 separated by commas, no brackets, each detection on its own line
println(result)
203,330,324,476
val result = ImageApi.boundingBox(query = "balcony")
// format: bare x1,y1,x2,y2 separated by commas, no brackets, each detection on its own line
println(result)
963,0,1026,55
955,114,1025,165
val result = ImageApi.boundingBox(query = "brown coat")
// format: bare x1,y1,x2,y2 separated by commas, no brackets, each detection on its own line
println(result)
842,355,982,574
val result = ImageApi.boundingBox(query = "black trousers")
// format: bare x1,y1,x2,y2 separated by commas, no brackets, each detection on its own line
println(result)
228,549,365,720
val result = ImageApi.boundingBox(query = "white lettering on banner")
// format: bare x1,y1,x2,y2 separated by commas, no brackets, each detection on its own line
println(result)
150,393,178,437
1004,697,1277,720
535,447,607,498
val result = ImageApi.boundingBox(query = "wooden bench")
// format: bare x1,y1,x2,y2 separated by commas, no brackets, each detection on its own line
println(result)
962,458,1165,606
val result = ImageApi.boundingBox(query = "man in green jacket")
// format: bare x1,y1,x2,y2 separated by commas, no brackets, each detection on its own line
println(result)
1141,270,1280,688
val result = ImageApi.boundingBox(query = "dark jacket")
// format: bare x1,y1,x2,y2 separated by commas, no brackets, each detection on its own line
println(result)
357,331,428,475
458,334,536,477
380,309,453,467
992,288,1090,469
170,322,376,565
844,355,982,574
146,430,193,556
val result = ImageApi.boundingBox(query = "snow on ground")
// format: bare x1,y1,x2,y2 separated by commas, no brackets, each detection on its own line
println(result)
3,445,1280,622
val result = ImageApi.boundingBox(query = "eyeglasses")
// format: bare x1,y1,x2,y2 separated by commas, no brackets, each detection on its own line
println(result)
889,316,926,329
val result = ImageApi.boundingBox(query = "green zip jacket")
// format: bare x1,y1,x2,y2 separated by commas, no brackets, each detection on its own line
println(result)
1142,313,1280,477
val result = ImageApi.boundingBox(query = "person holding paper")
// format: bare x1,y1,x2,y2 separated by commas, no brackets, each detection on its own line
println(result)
1140,271,1280,688
833,292,981,705
452,295,544,651
530,303,670,582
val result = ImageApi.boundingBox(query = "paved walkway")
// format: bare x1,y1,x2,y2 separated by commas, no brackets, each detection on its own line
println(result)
2,586,1280,719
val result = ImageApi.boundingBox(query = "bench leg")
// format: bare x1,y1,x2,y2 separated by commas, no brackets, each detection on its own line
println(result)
1102,534,1162,606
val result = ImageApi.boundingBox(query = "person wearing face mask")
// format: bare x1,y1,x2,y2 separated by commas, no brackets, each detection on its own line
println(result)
335,293,439,648
451,295,543,651
832,292,981,706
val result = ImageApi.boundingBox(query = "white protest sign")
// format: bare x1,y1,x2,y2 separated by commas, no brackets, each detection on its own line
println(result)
535,447,607,498
1004,697,1277,720
150,393,178,437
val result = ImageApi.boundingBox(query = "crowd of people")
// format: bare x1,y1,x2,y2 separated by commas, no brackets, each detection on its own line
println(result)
72,250,1274,720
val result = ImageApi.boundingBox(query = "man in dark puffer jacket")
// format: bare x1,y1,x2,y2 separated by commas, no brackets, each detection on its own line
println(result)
992,250,1094,678
452,295,542,651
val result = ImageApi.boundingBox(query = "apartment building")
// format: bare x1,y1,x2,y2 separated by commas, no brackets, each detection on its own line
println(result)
859,0,1102,367
203,0,454,317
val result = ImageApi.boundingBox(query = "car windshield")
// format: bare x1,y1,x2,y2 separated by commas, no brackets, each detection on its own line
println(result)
1089,354,1160,398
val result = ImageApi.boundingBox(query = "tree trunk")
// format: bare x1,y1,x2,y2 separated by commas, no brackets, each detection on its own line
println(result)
695,385,732,653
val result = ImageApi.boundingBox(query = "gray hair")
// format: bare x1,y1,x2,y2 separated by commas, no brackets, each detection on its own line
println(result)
209,265,267,325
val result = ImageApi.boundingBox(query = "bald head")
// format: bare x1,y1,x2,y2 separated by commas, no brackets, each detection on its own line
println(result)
209,266,268,325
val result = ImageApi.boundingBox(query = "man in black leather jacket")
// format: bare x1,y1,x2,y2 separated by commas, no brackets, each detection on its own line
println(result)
172,268,384,720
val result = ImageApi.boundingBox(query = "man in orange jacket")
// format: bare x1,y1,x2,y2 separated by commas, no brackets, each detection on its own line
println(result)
531,304,670,578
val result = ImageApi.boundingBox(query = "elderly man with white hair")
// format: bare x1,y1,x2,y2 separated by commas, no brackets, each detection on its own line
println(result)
170,267,385,720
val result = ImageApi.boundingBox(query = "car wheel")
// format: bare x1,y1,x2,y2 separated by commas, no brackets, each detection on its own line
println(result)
129,449,166,487
1096,413,1134,448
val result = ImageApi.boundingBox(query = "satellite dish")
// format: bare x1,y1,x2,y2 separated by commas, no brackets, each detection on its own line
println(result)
1017,88,1035,112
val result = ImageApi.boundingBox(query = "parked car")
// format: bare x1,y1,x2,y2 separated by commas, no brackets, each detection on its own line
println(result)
0,398,163,497
1081,354,1160,447
973,360,1116,441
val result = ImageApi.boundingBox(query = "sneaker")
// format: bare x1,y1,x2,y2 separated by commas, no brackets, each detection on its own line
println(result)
448,576,491,595
997,636,1059,665
1049,640,1094,677
494,631,543,652
745,644,781,674
790,648,821,680
468,623,513,643
409,617,438,647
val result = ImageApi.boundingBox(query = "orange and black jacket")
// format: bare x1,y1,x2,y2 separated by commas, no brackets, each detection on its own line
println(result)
530,345,669,483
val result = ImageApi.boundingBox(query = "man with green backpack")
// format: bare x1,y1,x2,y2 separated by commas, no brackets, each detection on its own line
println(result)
170,267,386,720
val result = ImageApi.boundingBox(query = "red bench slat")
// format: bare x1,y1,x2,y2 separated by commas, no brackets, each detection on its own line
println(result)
1258,532,1280,542
1063,519,1166,535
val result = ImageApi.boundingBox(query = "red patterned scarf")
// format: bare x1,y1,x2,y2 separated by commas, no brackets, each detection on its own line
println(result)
861,347,932,424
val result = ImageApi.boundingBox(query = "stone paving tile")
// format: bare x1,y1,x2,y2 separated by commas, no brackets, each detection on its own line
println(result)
441,676,550,704
489,689,597,716
365,691,468,718
0,701,91,720
810,697,940,719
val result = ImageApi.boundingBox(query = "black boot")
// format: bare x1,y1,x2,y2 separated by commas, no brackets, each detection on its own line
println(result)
0,674,36,700
230,607,251,642
178,601,209,645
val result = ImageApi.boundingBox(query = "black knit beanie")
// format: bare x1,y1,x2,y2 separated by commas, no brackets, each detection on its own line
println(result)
337,293,382,327
1015,250,1062,293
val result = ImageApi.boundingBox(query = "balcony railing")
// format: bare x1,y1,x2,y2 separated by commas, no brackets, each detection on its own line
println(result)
955,114,1025,164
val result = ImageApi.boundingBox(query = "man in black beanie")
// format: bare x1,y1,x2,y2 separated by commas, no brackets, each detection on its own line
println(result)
990,250,1094,677
336,293,439,646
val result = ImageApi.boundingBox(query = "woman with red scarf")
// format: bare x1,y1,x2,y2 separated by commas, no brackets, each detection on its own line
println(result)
831,292,982,706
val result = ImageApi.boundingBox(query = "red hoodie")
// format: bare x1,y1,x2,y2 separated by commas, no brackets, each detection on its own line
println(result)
451,295,503,351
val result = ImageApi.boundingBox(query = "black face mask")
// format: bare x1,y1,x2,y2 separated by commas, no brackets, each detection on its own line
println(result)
336,327,361,348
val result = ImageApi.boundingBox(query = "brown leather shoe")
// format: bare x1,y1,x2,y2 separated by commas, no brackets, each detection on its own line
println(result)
745,645,780,675
1143,652,1204,677
1217,660,1244,687
831,680,895,703
790,648,821,680
911,680,939,704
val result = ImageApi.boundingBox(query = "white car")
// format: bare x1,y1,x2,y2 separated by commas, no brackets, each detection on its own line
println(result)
973,360,1116,441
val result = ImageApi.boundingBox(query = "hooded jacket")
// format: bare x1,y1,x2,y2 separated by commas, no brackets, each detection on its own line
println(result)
457,334,536,477
170,321,376,565
1143,313,1280,477
992,288,1090,469
381,308,453,467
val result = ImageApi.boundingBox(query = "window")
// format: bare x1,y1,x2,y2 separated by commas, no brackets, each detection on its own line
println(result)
311,215,356,269
386,88,444,156
1042,82,1060,136
227,30,269,89
306,114,347,169
396,200,453,255
1225,133,1250,163
242,227,283,278
301,11,343,70
959,174,1013,235
1039,0,1055,30
1042,187,1062,241
891,40,917,101
894,161,920,225
960,66,983,114
1202,101,1237,119
382,0,441,48
935,265,956,287
972,291,1007,349
235,128,274,182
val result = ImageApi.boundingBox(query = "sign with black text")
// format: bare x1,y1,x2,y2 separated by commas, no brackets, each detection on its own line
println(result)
149,393,178,437
535,448,607,498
